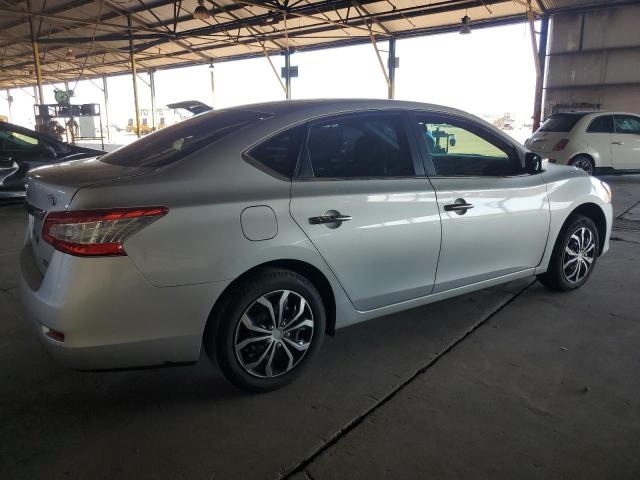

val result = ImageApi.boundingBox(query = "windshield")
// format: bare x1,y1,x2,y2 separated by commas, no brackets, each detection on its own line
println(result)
539,114,585,132
100,109,271,168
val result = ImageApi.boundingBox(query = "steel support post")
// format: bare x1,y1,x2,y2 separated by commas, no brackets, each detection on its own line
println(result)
27,0,44,106
102,75,111,143
388,36,396,99
284,49,292,100
128,15,142,138
6,89,12,122
209,64,215,108
149,69,156,131
532,15,549,132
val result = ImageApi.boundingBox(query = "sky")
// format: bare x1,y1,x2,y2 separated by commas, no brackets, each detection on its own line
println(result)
0,22,538,134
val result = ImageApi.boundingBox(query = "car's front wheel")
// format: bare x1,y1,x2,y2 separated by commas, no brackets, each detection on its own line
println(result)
537,214,599,291
209,268,325,393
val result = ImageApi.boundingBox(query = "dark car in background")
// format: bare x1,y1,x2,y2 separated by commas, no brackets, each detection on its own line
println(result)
0,121,104,198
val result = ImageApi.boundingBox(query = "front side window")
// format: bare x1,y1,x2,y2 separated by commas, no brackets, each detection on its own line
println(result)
0,127,40,151
416,116,519,176
614,115,640,134
304,114,414,179
587,115,614,133
245,125,306,179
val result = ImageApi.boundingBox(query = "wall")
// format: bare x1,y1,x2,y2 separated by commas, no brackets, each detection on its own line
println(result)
545,4,640,116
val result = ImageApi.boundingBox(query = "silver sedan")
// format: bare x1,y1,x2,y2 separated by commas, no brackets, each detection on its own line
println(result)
19,100,613,392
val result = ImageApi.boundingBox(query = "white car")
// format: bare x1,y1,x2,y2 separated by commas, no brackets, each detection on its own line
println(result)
525,112,640,175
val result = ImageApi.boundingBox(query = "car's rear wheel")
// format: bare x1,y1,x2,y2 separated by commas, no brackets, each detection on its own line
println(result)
569,155,595,175
209,268,325,393
537,214,599,291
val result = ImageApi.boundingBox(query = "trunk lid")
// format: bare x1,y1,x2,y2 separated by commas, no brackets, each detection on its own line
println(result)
25,158,152,274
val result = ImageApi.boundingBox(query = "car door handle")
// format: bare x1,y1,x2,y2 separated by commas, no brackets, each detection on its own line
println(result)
444,201,474,214
308,213,352,225
611,141,624,145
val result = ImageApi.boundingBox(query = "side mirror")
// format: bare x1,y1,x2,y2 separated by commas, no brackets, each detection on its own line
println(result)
42,145,58,159
524,152,543,174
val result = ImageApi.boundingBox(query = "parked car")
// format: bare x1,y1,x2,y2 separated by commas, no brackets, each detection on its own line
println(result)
525,111,640,175
20,100,612,392
0,121,104,199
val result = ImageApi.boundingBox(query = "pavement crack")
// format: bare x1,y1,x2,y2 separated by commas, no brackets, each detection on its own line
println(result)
616,200,640,219
610,236,640,245
280,280,535,479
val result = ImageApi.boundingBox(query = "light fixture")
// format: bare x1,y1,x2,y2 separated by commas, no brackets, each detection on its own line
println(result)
64,48,75,59
193,0,210,19
459,15,472,35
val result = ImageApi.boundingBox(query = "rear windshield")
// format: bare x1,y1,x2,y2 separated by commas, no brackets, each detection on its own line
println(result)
539,114,585,132
100,109,271,168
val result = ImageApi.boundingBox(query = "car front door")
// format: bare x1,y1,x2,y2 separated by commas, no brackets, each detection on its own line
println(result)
289,111,442,311
412,113,550,293
611,114,640,170
585,115,614,167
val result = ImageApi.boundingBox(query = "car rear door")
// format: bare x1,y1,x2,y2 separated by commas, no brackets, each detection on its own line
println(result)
289,111,442,311
412,112,550,292
611,114,640,170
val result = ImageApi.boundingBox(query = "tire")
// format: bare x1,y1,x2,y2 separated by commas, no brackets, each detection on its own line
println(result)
569,155,595,175
537,214,599,292
207,268,325,393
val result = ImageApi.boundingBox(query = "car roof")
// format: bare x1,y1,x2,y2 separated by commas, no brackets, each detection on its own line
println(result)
550,111,640,118
217,98,520,148
223,98,470,117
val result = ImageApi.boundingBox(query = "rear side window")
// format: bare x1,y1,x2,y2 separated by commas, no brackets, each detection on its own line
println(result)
587,116,614,133
100,109,271,168
303,114,414,178
245,125,306,178
539,114,584,132
614,115,640,134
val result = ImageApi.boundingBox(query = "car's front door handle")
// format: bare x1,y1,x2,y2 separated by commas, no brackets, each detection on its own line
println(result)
611,141,624,145
308,213,352,225
444,201,474,214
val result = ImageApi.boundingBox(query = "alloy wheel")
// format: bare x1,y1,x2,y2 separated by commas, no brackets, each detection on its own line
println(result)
572,157,593,175
562,226,596,284
234,290,314,378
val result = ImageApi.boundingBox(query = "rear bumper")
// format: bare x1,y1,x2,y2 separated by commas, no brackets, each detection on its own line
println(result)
19,244,228,370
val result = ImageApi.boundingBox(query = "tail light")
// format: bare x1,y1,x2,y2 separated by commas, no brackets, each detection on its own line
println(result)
42,206,168,257
552,139,569,151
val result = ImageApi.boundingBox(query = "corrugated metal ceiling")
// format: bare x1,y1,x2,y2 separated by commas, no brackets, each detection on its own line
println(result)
0,0,622,88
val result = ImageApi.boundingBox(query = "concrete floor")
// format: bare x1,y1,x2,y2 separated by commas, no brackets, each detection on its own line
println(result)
1,175,639,480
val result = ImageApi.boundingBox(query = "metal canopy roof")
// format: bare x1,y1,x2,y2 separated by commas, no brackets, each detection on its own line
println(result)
0,0,625,89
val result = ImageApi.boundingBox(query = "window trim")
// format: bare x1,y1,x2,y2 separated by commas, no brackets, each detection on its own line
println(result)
409,110,525,179
586,115,614,134
294,110,424,182
613,114,640,135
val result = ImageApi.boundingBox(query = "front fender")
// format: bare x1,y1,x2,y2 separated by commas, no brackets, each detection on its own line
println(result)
536,165,612,274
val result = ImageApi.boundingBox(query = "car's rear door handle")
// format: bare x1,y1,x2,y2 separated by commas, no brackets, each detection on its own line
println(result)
444,201,474,214
611,141,624,145
308,213,352,225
